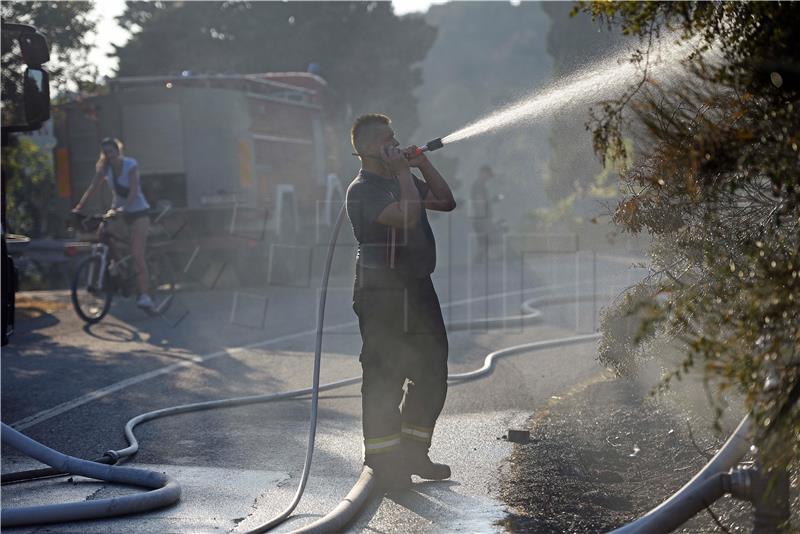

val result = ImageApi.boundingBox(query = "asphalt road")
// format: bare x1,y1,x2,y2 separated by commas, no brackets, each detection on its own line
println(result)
1,253,645,533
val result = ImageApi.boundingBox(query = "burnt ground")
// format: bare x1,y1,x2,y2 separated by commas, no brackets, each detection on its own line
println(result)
498,376,799,533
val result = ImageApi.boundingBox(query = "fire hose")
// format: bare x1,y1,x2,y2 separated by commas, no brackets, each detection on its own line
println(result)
1,203,753,533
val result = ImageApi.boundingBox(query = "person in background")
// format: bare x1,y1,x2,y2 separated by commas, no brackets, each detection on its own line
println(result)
469,164,497,263
72,137,154,310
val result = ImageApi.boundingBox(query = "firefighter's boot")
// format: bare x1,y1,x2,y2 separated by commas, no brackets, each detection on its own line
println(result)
402,438,451,480
365,451,411,491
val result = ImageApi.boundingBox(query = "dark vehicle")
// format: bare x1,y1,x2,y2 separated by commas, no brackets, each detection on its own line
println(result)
1,22,51,345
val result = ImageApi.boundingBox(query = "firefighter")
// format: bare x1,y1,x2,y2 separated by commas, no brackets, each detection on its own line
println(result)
346,114,457,489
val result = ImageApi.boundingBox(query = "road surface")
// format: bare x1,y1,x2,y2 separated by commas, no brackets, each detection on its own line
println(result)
2,253,644,533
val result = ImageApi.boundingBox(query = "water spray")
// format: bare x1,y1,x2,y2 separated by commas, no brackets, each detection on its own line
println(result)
436,36,706,147
406,41,696,155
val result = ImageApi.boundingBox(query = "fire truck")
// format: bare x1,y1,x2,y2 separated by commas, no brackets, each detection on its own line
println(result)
54,71,346,286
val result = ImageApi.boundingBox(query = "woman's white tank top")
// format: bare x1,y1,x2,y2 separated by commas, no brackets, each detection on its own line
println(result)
106,157,150,212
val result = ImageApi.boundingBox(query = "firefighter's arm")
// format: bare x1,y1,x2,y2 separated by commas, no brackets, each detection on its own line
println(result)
375,169,421,229
406,148,456,212
376,147,421,229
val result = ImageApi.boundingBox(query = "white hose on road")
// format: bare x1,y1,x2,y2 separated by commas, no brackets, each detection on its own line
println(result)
105,291,605,534
0,422,181,528
103,197,614,534
0,205,648,532
610,415,752,534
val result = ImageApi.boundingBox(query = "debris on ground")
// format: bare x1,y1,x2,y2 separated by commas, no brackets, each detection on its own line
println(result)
498,377,799,533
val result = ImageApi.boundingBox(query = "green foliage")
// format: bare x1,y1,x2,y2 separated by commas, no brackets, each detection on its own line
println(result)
1,137,58,237
581,1,800,468
112,2,436,142
0,1,98,92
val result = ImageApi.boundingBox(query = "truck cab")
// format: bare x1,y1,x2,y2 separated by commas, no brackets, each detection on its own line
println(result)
1,22,51,345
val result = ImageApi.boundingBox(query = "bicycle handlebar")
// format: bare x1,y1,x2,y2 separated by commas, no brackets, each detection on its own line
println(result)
70,211,122,236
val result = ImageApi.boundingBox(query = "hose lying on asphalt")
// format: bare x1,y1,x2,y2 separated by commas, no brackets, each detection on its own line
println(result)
610,415,752,534
0,423,181,528
1,452,116,485
0,205,639,532
288,465,376,534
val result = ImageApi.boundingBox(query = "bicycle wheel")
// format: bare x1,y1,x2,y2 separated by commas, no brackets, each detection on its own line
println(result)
146,252,176,314
71,256,113,324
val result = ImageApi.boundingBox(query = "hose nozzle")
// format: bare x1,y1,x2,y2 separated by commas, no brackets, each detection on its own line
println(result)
408,137,445,158
423,137,444,152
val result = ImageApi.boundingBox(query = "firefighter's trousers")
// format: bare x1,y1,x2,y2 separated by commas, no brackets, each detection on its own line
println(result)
352,267,449,461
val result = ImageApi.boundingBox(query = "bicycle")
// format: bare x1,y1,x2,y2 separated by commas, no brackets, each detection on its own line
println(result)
70,210,177,324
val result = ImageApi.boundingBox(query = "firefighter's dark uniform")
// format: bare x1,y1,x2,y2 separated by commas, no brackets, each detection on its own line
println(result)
346,169,448,469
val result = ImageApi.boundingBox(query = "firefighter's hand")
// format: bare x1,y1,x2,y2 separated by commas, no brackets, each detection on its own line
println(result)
381,145,409,172
404,146,429,168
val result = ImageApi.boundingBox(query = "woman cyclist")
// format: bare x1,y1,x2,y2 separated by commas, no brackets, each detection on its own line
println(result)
72,137,154,310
